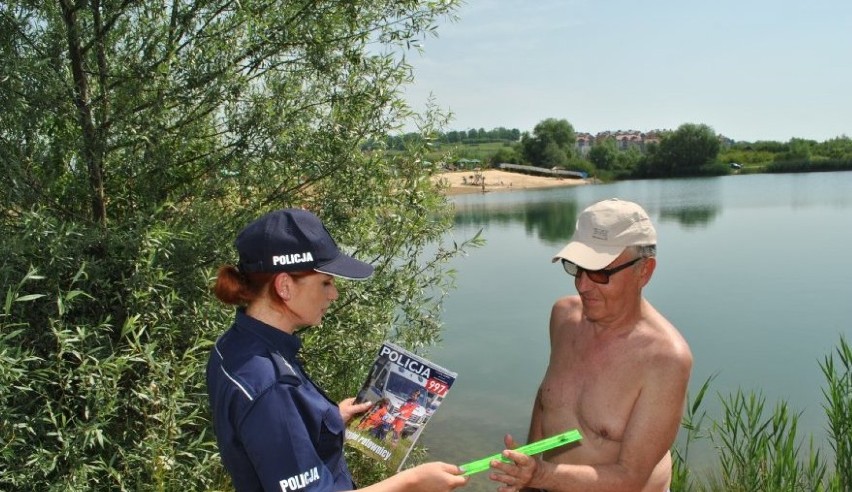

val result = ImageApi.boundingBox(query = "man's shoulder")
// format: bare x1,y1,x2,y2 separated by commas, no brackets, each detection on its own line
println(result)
552,294,582,313
551,296,583,325
549,296,584,340
637,312,693,372
641,300,689,342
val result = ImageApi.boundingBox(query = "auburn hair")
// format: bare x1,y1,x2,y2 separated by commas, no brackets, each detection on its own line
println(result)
212,266,313,306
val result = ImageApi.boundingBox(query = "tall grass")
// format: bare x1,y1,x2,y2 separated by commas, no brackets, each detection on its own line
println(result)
820,336,852,491
673,336,851,491
711,391,824,490
671,374,715,491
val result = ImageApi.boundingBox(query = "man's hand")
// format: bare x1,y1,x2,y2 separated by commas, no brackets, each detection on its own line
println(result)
489,434,539,492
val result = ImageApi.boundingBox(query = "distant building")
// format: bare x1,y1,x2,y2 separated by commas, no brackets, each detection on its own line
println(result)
576,132,594,156
575,129,732,153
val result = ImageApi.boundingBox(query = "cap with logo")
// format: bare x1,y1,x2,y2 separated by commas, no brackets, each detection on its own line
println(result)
235,209,374,280
552,198,656,271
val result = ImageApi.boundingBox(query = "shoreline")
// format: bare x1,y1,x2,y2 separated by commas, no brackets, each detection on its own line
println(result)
431,169,588,195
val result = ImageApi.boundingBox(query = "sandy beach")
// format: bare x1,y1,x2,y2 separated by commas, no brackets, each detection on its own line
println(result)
431,169,588,195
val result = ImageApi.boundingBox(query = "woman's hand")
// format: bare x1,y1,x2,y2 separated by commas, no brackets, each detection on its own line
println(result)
402,462,469,491
338,397,372,423
360,461,468,492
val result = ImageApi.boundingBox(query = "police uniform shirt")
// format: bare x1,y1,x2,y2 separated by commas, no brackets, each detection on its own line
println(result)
207,309,354,492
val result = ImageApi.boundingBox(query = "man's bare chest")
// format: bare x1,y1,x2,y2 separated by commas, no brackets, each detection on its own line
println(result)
539,353,643,442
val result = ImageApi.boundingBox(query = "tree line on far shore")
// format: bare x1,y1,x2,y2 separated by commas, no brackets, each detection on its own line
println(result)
379,119,852,180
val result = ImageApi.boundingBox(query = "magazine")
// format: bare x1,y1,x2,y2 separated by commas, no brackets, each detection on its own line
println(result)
345,341,457,472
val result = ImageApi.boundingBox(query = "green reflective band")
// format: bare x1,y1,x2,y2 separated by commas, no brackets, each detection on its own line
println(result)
459,429,583,476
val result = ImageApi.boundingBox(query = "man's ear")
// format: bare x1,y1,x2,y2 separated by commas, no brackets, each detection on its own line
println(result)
640,257,656,286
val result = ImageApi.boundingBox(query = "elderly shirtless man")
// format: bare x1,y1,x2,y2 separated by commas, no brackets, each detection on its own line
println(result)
491,198,693,492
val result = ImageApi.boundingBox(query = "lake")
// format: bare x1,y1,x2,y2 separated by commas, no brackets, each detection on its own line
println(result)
417,171,852,489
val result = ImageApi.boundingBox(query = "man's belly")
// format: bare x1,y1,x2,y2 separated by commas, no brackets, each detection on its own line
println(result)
542,443,672,492
538,417,672,492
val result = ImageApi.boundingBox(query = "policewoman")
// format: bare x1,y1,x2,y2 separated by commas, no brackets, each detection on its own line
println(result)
207,209,467,492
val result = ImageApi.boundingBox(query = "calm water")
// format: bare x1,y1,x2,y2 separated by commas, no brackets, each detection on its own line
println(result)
417,171,852,489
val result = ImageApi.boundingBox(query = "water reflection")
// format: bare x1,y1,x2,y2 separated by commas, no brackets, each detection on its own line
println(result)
453,189,721,243
658,205,719,228
454,199,580,245
650,178,722,228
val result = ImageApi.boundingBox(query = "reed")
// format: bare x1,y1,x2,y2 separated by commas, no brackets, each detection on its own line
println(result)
673,335,850,491
671,374,714,491
819,335,851,491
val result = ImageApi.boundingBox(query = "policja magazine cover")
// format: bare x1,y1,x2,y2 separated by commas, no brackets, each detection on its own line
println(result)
345,342,457,472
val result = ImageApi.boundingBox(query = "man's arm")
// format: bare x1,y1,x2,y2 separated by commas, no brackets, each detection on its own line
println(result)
515,302,561,492
499,346,692,492
527,387,544,444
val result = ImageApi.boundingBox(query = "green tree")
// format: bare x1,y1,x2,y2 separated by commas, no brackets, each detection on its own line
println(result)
489,146,521,166
775,137,815,161
541,141,569,167
589,138,618,170
815,135,852,160
615,147,645,172
750,140,788,153
0,1,473,489
647,123,721,177
520,118,576,167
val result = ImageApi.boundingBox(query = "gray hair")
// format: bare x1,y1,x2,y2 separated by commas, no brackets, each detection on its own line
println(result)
629,244,657,258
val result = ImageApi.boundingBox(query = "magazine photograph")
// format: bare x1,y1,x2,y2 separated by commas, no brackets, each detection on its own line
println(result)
345,342,457,472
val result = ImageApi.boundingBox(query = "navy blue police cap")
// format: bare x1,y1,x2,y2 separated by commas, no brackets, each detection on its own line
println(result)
235,209,374,280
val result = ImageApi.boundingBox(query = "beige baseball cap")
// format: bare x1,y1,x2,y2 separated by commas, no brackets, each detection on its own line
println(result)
552,198,656,270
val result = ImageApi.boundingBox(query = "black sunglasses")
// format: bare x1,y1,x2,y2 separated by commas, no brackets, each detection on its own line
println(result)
561,257,643,285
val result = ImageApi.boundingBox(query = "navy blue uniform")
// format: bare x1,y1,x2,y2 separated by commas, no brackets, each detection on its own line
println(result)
207,309,354,492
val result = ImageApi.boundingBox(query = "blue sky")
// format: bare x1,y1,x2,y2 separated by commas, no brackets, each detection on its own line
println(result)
401,0,852,142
